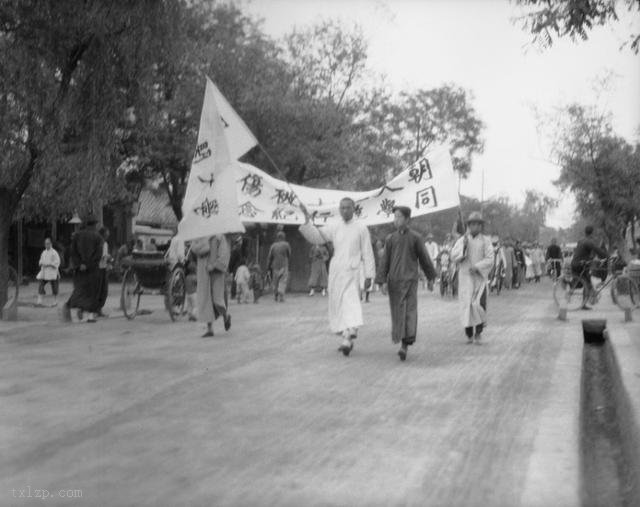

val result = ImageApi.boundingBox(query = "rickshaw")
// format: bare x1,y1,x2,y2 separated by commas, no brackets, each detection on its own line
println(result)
120,251,186,321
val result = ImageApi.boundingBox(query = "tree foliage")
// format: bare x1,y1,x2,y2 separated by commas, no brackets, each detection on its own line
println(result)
550,104,640,259
0,0,184,308
513,0,640,52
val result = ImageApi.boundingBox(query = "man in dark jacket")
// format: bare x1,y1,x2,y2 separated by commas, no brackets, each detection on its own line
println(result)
545,238,563,278
376,206,436,361
571,226,607,309
65,215,104,323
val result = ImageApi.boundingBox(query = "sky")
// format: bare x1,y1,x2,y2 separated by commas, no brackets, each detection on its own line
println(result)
236,0,640,228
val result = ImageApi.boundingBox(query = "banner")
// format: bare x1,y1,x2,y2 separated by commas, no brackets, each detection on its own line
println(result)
209,79,258,160
235,145,460,226
178,77,246,241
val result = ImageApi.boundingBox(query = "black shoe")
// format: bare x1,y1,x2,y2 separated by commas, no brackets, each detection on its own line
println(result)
202,330,214,338
581,305,592,311
398,347,407,361
338,342,353,356
224,314,231,331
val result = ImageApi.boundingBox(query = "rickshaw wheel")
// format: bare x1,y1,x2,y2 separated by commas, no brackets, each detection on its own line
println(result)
166,268,186,322
121,268,141,320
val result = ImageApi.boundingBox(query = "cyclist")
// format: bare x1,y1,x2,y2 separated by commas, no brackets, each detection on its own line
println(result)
571,225,607,309
545,238,563,280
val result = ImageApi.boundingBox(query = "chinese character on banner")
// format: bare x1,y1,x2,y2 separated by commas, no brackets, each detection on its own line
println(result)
197,173,215,187
238,201,262,218
194,198,219,218
193,141,212,164
415,186,437,209
272,188,297,206
377,198,396,216
408,158,433,184
311,210,333,225
271,206,299,221
239,174,263,197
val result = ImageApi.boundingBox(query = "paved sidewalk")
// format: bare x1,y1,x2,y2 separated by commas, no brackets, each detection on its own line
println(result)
1,281,637,506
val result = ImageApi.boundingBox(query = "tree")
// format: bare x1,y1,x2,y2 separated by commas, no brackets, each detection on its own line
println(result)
513,0,640,53
0,0,183,310
551,104,640,260
392,85,485,177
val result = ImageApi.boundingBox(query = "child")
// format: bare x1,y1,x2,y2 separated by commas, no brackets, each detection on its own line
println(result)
184,251,198,321
36,237,61,307
249,262,263,303
234,258,252,304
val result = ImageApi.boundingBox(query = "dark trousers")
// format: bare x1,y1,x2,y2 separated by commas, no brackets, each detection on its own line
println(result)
97,269,109,310
38,279,59,295
465,324,484,337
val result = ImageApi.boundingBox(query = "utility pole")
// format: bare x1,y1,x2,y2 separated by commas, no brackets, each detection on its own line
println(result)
480,166,485,213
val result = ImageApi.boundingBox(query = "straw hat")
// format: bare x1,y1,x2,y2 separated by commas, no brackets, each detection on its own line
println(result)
466,211,484,224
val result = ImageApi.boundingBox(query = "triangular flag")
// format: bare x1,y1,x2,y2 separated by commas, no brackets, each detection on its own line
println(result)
178,77,245,241
209,78,258,160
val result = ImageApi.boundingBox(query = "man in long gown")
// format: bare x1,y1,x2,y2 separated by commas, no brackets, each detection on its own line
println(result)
376,206,436,361
197,234,232,337
267,231,291,302
65,215,104,323
451,212,494,344
299,197,376,356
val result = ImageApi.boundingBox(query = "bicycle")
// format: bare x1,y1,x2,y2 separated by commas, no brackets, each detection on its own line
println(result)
489,265,505,295
552,257,639,311
545,258,562,282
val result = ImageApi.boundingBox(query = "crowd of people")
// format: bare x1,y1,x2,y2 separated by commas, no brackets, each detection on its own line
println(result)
30,204,635,358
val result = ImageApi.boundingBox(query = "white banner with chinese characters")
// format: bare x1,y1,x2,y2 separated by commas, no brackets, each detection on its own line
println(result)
178,77,246,241
235,145,460,226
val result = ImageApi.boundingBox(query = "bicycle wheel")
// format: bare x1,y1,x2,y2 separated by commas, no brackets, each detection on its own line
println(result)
165,268,186,321
553,276,587,311
120,268,141,319
610,275,640,310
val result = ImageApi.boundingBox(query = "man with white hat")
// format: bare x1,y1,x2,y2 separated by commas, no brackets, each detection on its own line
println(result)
451,212,494,344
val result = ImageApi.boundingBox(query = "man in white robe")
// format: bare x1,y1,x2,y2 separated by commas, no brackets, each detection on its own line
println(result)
300,197,376,356
451,212,494,344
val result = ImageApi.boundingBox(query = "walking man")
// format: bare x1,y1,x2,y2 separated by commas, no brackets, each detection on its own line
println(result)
195,234,232,337
65,215,104,323
451,212,494,344
308,243,329,296
267,231,291,302
300,197,375,356
376,206,436,361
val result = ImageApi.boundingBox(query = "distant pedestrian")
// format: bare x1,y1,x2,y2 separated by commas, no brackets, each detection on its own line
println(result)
97,227,113,317
545,238,562,278
451,212,494,344
65,215,104,323
513,241,525,288
308,244,329,296
184,250,197,321
267,231,291,303
194,235,232,337
36,237,61,307
531,243,544,282
376,206,436,361
234,258,252,304
503,240,515,289
424,232,440,263
249,262,264,303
